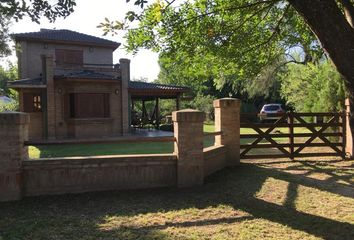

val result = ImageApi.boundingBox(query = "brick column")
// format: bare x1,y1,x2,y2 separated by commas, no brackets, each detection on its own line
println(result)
0,113,29,202
17,41,28,79
43,55,55,139
345,98,353,158
173,109,205,187
214,98,241,166
120,58,130,135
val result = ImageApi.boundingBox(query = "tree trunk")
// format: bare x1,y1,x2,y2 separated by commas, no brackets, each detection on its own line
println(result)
288,0,354,157
340,0,354,27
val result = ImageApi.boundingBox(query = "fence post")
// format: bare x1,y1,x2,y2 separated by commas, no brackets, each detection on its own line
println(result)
288,112,295,160
345,98,353,158
214,98,241,166
173,109,205,187
0,112,29,202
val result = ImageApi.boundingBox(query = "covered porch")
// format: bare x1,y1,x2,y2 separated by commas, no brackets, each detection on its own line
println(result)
128,81,189,129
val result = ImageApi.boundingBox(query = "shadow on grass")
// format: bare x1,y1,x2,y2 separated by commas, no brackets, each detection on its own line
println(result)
254,159,354,198
0,159,353,239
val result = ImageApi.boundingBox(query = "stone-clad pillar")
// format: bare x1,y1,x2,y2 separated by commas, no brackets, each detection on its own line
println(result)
0,112,29,202
173,109,205,187
214,98,241,166
345,98,353,158
120,58,130,135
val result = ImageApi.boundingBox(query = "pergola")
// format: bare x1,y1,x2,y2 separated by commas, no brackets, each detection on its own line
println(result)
128,81,190,128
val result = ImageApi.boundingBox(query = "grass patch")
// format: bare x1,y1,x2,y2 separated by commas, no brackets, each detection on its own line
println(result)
29,142,174,158
28,125,330,159
29,123,217,158
203,123,215,133
1,158,353,239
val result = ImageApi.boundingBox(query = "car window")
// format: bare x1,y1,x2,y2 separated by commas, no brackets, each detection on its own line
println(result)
264,105,280,111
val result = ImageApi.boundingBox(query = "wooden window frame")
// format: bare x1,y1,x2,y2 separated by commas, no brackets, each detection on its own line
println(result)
55,49,83,67
23,93,42,112
68,93,110,119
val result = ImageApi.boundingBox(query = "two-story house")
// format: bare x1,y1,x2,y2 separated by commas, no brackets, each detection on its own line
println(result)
9,29,188,140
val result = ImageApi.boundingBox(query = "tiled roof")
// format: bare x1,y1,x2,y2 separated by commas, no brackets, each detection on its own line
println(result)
55,70,119,80
12,29,120,49
129,81,189,92
8,73,189,93
8,78,45,88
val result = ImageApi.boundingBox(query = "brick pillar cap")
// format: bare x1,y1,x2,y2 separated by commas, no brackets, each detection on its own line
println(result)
0,112,29,124
213,98,241,108
172,109,205,122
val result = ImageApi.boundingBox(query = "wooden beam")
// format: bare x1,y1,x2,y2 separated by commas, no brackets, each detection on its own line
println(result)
176,94,181,110
155,97,160,129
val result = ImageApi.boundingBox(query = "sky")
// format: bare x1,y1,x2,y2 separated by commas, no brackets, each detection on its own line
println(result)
4,0,160,82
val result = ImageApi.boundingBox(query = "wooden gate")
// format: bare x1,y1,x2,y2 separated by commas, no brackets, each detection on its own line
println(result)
240,112,347,159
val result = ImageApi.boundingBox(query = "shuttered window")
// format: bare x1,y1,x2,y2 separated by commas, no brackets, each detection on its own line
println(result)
23,93,42,112
55,49,83,67
69,93,110,118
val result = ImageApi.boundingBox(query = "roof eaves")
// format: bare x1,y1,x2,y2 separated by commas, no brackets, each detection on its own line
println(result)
11,29,121,50
13,37,120,50
9,84,47,89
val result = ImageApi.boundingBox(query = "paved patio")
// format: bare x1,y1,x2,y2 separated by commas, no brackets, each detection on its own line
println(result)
130,128,173,137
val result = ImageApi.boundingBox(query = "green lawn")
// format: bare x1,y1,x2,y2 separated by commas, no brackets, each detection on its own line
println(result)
29,142,175,158
29,124,216,158
28,124,328,159
1,157,353,239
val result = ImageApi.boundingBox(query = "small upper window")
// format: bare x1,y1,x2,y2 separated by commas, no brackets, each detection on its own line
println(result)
23,93,42,112
55,49,83,67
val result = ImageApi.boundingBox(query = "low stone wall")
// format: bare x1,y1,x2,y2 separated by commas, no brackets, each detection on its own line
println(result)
23,154,177,196
204,145,227,176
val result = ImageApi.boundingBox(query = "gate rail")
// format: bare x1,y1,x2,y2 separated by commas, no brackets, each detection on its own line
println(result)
240,112,346,159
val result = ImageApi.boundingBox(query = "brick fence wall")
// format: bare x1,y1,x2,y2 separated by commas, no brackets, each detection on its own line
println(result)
0,113,29,201
0,98,241,201
23,154,176,196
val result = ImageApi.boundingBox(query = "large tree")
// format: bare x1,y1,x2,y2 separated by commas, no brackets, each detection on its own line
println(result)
288,0,354,154
118,0,354,86
100,0,354,144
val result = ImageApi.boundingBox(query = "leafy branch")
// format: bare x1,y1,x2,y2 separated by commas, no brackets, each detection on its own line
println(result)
0,0,76,23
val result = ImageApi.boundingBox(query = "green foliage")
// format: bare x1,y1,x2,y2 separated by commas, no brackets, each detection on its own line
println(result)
0,63,19,112
188,94,215,120
0,16,11,58
0,63,18,98
0,0,76,23
158,99,176,117
0,100,18,112
97,0,326,108
156,95,215,121
113,0,322,94
280,61,346,112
